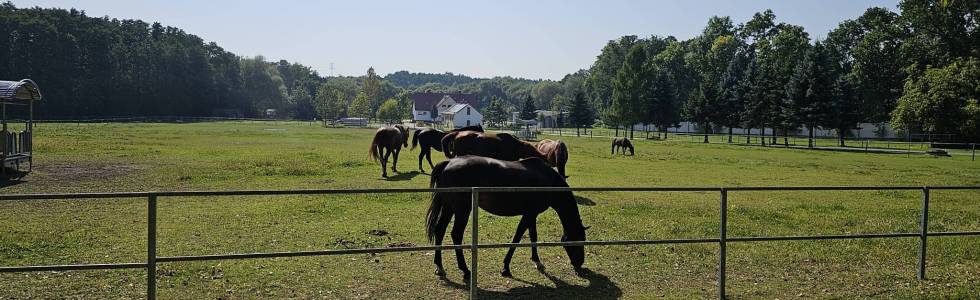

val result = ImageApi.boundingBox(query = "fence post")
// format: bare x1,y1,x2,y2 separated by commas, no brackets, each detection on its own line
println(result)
719,188,728,300
470,188,479,300
147,194,157,300
918,187,929,280
972,143,976,161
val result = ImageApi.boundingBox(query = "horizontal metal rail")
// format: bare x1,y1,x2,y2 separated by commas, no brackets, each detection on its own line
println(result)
4,185,979,201
0,186,978,299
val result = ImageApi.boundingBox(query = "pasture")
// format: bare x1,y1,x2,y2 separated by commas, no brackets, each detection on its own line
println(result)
1,121,979,299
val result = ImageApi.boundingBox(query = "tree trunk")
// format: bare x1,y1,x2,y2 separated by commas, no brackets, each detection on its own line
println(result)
746,128,751,144
838,128,846,147
783,128,789,146
615,126,619,137
728,127,733,143
808,125,814,148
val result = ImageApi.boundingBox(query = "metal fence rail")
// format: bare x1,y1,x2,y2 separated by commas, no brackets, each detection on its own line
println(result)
1,186,979,299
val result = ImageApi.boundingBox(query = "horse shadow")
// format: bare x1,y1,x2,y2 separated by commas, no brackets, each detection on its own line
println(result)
379,171,421,181
574,195,596,206
440,268,622,299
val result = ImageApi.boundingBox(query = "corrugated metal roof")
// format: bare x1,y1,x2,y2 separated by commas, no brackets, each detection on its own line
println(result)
0,79,42,101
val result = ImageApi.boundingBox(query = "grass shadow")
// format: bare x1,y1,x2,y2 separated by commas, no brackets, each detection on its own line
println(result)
380,171,421,181
0,179,26,189
574,195,596,206
440,267,622,299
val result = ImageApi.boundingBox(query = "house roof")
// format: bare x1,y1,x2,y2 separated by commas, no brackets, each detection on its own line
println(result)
443,103,471,114
0,79,42,102
411,92,480,110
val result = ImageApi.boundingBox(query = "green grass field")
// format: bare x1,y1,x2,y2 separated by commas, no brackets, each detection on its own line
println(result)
1,121,979,299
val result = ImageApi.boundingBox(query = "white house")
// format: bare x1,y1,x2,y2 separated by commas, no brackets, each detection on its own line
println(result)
411,92,481,125
441,103,482,129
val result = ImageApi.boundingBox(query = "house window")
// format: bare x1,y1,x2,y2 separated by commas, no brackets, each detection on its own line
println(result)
466,107,470,115
467,120,471,126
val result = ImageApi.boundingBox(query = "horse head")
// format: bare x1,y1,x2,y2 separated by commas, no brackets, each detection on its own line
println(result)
395,125,409,148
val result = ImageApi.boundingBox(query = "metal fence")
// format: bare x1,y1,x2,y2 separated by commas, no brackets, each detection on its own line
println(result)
1,186,979,299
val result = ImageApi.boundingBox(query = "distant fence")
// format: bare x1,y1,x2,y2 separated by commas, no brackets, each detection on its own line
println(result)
1,186,979,299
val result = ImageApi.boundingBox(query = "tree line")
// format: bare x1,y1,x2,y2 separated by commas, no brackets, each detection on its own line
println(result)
580,0,979,143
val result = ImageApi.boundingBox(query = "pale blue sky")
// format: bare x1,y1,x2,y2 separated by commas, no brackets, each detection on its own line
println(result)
14,0,899,80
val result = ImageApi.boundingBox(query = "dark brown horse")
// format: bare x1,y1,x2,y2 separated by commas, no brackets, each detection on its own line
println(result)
536,139,569,178
611,137,634,156
369,125,409,177
438,125,485,158
411,128,447,173
426,156,587,279
447,131,547,163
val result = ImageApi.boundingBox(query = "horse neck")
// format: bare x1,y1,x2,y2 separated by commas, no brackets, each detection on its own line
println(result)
551,192,583,234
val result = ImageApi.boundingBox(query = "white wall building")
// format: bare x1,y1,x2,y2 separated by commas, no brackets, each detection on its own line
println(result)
632,122,900,139
441,103,483,129
411,92,481,124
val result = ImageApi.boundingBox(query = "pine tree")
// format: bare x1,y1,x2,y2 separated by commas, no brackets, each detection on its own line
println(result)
568,91,594,136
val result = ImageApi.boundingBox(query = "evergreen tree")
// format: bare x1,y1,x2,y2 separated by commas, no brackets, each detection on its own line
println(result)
568,91,595,136
519,95,537,120
612,44,649,139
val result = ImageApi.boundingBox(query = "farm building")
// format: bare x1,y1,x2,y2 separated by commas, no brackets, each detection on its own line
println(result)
441,103,482,129
410,92,481,125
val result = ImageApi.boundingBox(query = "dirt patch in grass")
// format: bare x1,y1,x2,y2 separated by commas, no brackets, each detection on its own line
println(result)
30,162,148,183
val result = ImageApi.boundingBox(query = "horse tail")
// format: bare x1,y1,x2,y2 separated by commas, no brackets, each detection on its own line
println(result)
369,130,382,162
411,129,421,151
426,160,451,242
556,141,569,178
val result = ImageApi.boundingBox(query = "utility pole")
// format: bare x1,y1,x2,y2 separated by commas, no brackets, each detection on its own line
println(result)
329,62,335,77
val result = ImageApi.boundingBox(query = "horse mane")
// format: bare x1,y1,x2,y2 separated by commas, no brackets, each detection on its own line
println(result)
440,131,460,158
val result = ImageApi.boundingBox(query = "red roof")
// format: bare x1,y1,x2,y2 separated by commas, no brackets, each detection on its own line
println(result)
411,92,481,110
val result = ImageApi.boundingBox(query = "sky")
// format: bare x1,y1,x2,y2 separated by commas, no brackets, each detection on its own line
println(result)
13,0,900,80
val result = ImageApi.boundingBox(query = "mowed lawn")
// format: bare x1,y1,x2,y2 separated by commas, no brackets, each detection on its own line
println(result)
1,121,979,299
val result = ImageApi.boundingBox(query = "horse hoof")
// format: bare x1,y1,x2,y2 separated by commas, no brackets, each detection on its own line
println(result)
500,270,512,277
435,269,446,277
462,273,471,282
534,261,545,270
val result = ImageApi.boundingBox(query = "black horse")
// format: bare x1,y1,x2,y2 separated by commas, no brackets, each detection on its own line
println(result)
611,137,634,156
369,125,409,177
412,128,446,173
426,156,588,280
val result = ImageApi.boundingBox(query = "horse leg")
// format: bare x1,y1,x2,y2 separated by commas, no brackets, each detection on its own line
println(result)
528,217,544,270
501,215,531,277
611,143,615,155
379,145,388,177
426,149,435,170
418,148,427,172
433,206,453,277
391,148,400,173
450,208,471,281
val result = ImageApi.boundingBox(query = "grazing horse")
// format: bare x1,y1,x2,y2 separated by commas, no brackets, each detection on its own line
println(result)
438,125,485,158
611,137,634,156
426,156,587,279
535,139,570,178
369,125,409,177
411,128,447,173
448,131,548,164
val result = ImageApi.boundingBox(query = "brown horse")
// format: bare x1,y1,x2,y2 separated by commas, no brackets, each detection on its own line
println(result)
369,125,409,177
427,156,587,279
411,128,446,173
536,139,569,178
611,137,634,156
438,125,485,158
450,131,547,162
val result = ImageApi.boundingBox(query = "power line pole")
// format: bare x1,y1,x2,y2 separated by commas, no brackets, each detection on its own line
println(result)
329,62,335,77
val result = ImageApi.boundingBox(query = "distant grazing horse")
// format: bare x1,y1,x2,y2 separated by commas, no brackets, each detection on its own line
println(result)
611,137,634,156
536,139,570,178
426,156,588,279
411,128,447,173
438,125,485,158
369,125,409,177
449,131,548,163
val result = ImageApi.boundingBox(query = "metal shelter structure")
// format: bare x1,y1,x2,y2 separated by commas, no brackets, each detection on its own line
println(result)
0,79,41,179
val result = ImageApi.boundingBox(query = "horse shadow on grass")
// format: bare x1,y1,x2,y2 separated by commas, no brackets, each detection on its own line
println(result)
440,267,622,299
574,195,596,206
378,171,421,181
